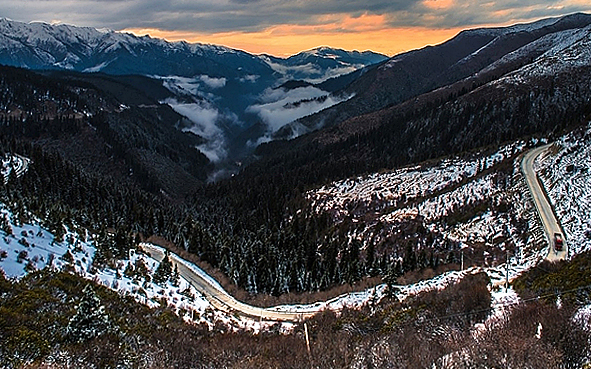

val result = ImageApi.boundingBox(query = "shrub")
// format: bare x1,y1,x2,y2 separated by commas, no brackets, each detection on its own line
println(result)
17,249,28,263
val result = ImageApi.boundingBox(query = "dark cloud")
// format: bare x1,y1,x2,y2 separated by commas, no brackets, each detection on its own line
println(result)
1,0,590,34
401,0,591,28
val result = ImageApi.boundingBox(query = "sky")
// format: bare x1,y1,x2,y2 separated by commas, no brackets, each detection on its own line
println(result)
2,0,591,56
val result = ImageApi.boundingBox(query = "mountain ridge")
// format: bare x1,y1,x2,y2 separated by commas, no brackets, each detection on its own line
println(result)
276,12,591,139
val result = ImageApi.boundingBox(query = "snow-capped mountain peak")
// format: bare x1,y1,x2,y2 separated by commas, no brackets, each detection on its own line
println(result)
0,18,266,76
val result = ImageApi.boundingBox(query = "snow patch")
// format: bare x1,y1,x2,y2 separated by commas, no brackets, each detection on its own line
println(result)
536,124,591,256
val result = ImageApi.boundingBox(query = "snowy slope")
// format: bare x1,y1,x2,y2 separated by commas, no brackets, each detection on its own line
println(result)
307,142,535,263
536,124,591,256
1,154,30,183
0,202,298,332
0,203,206,312
309,143,523,221
382,14,574,70
494,24,591,86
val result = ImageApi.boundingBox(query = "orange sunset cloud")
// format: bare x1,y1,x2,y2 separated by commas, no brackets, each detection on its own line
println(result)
125,15,464,57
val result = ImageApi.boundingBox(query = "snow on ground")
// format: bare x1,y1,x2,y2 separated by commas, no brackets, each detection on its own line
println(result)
308,142,524,222
138,242,539,326
0,202,285,332
3,147,541,331
307,142,530,255
267,127,589,327
495,25,591,86
536,124,591,256
472,287,520,337
574,305,591,331
307,140,539,273
0,210,89,278
133,128,589,334
1,154,30,183
0,197,534,332
0,204,204,310
2,129,589,334
269,265,530,316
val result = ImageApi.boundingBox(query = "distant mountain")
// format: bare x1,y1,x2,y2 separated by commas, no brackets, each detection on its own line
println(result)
285,47,387,67
0,18,274,79
260,47,388,83
0,19,390,165
0,19,386,83
254,13,591,191
277,13,591,138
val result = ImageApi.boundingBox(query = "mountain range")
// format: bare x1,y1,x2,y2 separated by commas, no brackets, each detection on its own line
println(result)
3,14,591,169
0,13,590,194
0,17,387,165
0,18,386,80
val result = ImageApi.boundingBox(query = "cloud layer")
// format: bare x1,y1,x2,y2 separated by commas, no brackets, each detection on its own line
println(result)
262,57,363,84
164,98,229,163
248,86,351,133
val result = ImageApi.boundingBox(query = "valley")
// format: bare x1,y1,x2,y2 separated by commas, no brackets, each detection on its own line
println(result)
1,12,591,368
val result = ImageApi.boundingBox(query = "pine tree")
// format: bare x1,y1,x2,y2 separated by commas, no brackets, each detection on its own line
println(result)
153,252,173,285
66,285,115,343
60,250,74,264
134,258,149,281
0,213,12,235
171,264,180,287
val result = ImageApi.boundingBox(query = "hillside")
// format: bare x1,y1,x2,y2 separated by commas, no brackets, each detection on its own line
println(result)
0,14,590,300
277,13,591,139
0,65,211,197
1,230,590,368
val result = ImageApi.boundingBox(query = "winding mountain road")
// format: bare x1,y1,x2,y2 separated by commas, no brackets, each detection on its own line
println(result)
521,144,568,261
140,145,567,321
141,243,319,322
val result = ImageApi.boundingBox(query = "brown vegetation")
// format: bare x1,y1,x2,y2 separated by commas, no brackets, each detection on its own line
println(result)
2,262,590,368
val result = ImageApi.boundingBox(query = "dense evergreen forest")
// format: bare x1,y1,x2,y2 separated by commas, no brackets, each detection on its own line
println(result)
2,63,591,296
